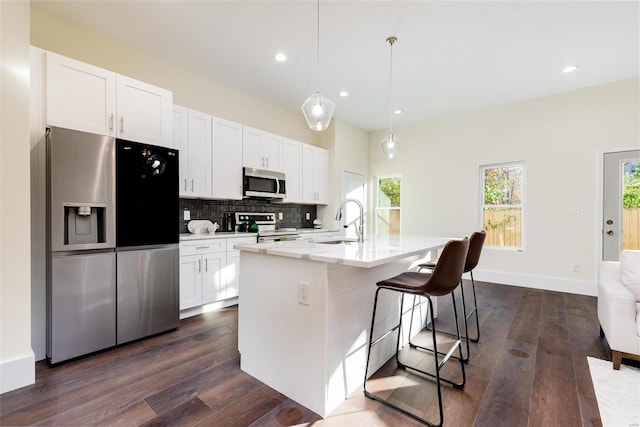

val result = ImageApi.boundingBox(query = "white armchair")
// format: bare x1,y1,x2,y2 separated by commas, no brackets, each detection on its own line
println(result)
597,251,640,370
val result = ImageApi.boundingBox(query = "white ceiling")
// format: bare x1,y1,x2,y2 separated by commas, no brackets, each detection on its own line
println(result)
33,1,639,132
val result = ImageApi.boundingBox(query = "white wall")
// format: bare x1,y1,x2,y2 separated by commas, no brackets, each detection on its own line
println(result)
1,0,35,393
370,79,639,295
317,119,370,229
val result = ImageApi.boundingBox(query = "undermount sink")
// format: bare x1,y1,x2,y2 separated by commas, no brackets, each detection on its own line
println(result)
316,238,358,245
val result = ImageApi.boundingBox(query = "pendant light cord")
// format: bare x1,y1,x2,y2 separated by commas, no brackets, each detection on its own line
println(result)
386,36,397,135
315,0,320,90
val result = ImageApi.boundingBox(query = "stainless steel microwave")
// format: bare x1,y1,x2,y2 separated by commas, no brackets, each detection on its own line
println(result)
243,167,286,199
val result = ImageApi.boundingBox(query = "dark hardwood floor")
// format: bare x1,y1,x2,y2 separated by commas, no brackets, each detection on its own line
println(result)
0,281,611,426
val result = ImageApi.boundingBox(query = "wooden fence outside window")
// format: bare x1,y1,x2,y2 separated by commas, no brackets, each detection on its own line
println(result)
482,207,639,249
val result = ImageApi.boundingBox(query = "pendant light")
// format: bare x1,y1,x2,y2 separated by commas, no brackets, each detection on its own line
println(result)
301,0,335,131
380,36,401,159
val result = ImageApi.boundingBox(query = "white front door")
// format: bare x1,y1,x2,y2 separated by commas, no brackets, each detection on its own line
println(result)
602,149,639,261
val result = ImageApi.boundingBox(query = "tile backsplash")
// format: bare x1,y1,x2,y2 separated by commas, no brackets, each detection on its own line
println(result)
179,198,317,233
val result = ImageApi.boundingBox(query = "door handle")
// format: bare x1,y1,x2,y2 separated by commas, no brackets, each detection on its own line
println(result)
606,230,614,235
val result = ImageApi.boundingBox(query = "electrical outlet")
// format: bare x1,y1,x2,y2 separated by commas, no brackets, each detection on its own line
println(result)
305,212,310,220
279,212,283,220
572,263,581,272
298,281,310,306
184,210,191,221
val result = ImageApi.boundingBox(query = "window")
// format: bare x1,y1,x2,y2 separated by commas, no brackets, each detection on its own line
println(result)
480,162,525,249
376,176,401,236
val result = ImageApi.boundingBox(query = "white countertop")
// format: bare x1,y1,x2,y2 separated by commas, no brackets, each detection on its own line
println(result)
235,235,452,268
180,228,340,241
180,231,252,241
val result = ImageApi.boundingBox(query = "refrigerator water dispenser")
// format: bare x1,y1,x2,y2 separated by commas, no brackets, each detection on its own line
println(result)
64,205,106,245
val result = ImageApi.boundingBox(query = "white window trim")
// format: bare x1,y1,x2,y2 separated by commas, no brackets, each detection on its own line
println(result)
479,161,526,251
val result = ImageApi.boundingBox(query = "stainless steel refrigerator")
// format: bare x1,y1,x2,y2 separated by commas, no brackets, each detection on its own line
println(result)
46,127,179,364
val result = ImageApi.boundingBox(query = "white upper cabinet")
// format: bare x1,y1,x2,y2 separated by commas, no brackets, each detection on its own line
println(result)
174,106,212,198
46,51,173,148
116,75,173,147
46,51,117,137
242,126,283,172
172,105,189,196
212,117,243,200
302,145,329,205
313,147,329,205
282,138,303,203
185,109,212,198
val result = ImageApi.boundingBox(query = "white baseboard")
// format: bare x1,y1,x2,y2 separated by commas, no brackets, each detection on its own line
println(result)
472,269,597,296
180,297,239,320
0,351,35,394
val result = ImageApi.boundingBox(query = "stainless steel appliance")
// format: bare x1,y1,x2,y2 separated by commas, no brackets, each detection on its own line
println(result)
115,138,179,345
234,212,301,242
46,127,180,364
47,127,116,363
243,167,286,199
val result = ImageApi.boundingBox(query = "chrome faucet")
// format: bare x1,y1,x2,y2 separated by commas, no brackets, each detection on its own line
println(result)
335,198,365,243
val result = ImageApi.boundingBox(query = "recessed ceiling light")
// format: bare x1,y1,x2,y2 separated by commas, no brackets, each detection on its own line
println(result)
393,109,403,115
563,65,579,73
339,91,349,97
274,53,287,62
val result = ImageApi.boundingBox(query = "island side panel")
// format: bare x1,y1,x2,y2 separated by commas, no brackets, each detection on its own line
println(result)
324,253,438,414
238,251,329,417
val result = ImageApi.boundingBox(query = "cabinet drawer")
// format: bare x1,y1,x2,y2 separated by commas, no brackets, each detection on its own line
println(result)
226,236,257,251
180,239,226,255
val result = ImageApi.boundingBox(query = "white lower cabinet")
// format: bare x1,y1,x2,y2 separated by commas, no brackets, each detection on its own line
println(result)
179,254,204,310
179,236,255,311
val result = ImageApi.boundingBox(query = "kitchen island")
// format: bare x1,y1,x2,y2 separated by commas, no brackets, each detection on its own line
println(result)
235,235,450,417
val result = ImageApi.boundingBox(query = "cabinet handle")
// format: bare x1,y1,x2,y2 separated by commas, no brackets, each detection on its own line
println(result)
204,258,208,271
120,116,124,133
262,156,265,167
195,246,210,250
184,179,187,191
198,259,202,273
109,114,114,131
266,157,269,168
191,179,194,191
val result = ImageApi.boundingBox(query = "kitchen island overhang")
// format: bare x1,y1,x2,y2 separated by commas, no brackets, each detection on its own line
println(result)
235,235,450,418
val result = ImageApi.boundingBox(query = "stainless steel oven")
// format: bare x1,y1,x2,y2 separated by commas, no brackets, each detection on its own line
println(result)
234,212,301,242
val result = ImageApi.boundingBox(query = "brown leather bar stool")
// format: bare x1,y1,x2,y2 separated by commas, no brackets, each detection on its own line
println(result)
363,238,469,427
418,230,486,362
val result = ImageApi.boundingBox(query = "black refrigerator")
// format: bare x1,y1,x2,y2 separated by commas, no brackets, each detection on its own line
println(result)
115,138,180,345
